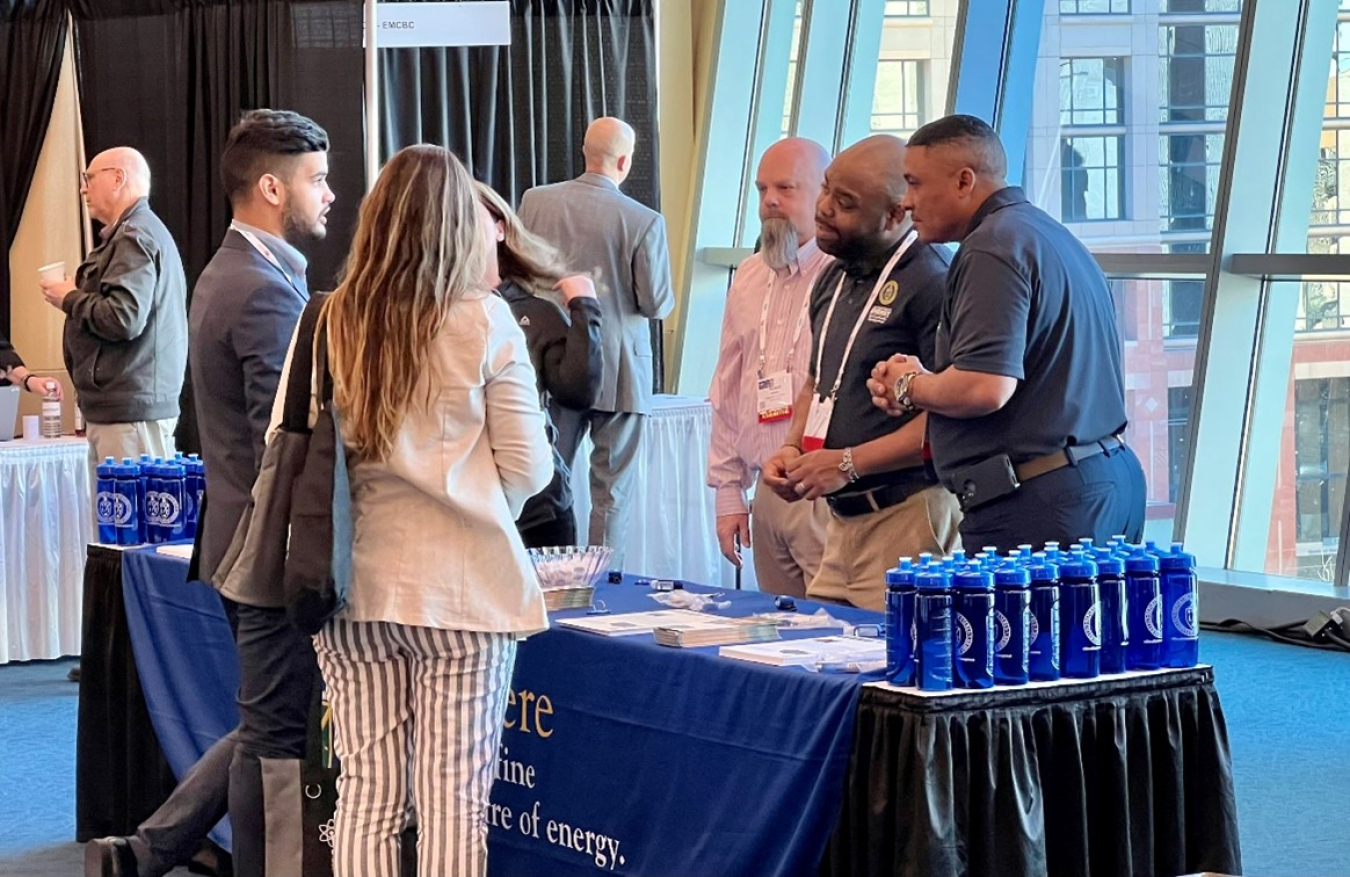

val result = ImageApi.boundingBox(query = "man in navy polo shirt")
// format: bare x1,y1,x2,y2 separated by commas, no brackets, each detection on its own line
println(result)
868,114,1145,552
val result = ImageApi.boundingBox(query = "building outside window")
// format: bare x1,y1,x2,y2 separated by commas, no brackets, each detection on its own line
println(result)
1060,0,1129,12
885,0,930,15
871,59,925,135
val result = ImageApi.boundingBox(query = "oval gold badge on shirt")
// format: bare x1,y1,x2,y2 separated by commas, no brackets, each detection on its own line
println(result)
878,280,899,306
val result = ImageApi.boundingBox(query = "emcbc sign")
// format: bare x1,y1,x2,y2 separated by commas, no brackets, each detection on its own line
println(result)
375,1,510,48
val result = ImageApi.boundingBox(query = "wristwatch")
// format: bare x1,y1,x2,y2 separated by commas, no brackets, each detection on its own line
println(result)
892,371,919,412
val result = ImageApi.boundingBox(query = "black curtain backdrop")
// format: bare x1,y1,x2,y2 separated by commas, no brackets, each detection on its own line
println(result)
71,0,364,452
380,0,662,386
381,0,660,210
0,0,68,341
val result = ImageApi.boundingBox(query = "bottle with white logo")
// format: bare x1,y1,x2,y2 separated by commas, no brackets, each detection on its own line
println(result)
1125,548,1163,670
1028,553,1061,682
1058,548,1101,679
1093,548,1129,674
95,457,118,545
952,564,995,689
993,561,1031,686
1160,543,1199,668
915,568,953,691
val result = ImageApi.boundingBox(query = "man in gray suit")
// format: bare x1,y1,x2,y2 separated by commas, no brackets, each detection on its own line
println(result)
518,117,675,563
85,109,333,877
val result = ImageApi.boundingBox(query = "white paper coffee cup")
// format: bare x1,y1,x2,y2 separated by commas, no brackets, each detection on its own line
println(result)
21,415,40,441
38,262,65,283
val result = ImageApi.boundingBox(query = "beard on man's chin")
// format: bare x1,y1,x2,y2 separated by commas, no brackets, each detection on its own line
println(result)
759,217,799,272
283,204,326,242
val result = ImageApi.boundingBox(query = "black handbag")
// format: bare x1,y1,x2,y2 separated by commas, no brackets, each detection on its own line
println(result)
211,293,350,632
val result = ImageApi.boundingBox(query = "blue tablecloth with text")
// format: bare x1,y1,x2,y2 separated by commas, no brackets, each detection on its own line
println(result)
118,546,880,876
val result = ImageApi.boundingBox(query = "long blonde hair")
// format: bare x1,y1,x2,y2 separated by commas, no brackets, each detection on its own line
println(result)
322,145,488,463
474,181,569,294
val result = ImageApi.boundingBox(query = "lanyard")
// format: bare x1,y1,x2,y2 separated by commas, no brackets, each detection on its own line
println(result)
231,222,303,295
757,272,812,378
813,230,917,400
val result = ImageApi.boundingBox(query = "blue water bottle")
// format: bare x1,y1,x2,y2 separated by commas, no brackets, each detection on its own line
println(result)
884,558,917,686
1059,550,1101,679
1161,543,1200,668
161,458,188,541
993,563,1031,685
1094,548,1129,674
135,455,152,544
113,458,141,546
952,566,995,689
1028,556,1061,681
1125,548,1163,670
95,457,118,545
143,460,163,544
915,569,953,691
183,453,204,539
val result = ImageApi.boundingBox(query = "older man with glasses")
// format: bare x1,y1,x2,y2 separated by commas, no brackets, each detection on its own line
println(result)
39,147,188,482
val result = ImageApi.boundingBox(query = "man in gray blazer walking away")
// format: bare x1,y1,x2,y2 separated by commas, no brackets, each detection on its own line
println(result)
518,117,675,563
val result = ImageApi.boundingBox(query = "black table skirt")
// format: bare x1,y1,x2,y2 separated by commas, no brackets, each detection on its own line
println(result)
820,668,1242,877
75,545,178,842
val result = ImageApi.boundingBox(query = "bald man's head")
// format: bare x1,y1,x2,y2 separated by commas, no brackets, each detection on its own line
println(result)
82,147,152,225
813,134,912,262
756,137,831,269
583,117,637,184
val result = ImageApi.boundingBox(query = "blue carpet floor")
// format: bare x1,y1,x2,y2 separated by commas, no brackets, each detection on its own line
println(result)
1,636,1347,876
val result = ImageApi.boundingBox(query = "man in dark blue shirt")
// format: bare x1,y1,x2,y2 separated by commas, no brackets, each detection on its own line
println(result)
868,114,1145,552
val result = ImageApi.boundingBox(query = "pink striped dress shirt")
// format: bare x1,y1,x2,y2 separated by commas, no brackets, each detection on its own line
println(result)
707,240,834,516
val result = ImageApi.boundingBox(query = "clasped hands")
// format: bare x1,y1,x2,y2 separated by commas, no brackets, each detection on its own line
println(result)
867,353,929,417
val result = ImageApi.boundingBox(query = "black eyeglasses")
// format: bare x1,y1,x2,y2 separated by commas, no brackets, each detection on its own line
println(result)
80,168,120,186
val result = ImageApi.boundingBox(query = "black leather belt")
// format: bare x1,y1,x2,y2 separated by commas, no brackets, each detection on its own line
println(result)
1013,433,1125,483
826,481,923,518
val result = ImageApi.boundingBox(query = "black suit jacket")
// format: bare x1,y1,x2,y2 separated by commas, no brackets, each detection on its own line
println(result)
189,229,308,580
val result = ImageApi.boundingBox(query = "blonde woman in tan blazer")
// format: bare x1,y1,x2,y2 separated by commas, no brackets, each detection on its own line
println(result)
281,145,552,877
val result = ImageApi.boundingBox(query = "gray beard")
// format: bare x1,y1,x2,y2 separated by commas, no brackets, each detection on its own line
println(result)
759,218,800,272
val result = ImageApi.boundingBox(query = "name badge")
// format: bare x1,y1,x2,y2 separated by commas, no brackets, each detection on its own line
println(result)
802,395,835,452
866,305,892,324
757,371,794,423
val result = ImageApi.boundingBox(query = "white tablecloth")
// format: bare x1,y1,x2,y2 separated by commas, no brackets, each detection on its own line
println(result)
570,395,749,590
0,437,91,662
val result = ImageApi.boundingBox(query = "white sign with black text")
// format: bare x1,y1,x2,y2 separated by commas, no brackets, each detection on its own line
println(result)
375,1,510,48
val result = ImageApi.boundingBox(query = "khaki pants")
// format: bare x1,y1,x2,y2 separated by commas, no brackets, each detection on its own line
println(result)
807,484,962,611
86,418,178,485
749,473,830,598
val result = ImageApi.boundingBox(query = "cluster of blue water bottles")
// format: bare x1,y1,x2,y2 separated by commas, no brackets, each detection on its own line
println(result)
884,537,1200,692
95,454,206,546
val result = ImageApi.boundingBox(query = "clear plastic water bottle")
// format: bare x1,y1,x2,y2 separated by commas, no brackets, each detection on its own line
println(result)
1028,554,1061,682
884,558,917,686
993,562,1031,686
952,565,995,689
1093,548,1129,674
1125,548,1163,670
40,389,61,438
915,568,953,691
1059,549,1101,679
95,457,118,545
1161,543,1200,668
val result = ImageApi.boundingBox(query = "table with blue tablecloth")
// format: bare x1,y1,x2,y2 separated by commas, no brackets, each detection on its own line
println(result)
76,545,1243,877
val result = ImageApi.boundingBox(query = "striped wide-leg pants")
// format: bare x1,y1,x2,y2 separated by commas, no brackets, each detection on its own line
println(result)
315,619,518,877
